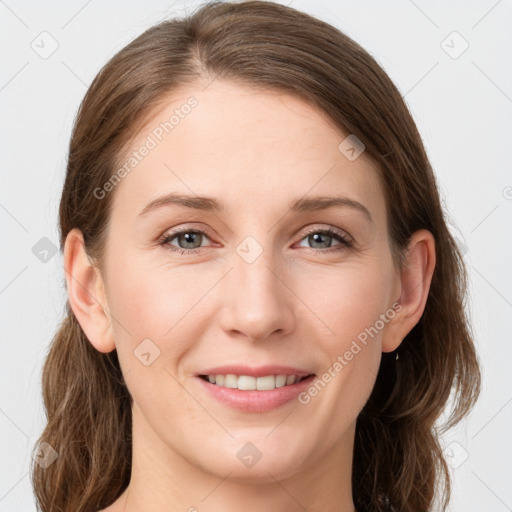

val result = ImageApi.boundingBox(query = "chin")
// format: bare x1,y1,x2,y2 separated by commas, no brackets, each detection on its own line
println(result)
197,441,309,484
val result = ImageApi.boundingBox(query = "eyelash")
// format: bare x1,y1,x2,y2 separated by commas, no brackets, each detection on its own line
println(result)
158,225,353,256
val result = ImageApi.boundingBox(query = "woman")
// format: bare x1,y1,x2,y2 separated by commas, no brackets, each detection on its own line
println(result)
31,1,481,511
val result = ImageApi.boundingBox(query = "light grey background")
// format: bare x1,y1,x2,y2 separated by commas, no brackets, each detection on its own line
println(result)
1,1,511,510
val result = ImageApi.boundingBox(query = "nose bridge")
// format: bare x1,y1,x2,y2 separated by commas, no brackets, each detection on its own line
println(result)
233,231,283,304
241,242,274,281
219,230,295,340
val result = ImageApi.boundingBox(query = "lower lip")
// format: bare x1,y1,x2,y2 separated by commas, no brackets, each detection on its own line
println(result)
196,375,315,412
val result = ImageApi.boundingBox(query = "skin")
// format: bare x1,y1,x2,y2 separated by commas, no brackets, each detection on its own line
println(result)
65,78,435,512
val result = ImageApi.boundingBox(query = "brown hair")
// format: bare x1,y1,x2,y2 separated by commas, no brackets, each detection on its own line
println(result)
31,1,481,510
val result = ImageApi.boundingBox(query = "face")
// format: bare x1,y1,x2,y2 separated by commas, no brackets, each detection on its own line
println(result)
98,79,401,484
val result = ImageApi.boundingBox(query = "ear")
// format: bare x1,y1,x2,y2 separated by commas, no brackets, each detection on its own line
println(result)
63,228,115,353
382,229,436,353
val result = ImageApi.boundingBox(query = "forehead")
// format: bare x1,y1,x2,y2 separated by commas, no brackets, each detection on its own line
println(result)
110,79,386,224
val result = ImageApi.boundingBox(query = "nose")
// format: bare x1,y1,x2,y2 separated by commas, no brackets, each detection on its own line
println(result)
218,246,296,342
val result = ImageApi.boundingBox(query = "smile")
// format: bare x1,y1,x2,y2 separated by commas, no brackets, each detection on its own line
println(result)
196,372,316,413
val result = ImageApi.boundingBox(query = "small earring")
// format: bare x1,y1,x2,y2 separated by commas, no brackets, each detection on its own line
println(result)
395,351,399,361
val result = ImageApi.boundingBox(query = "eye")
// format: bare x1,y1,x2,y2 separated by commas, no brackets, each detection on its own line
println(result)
295,227,353,254
159,226,353,255
159,228,213,255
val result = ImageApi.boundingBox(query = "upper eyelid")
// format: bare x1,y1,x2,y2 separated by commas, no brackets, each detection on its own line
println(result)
161,224,352,245
300,224,352,241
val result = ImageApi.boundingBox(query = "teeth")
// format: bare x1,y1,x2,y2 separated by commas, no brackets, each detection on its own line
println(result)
224,374,238,388
257,375,275,390
205,373,304,390
238,375,256,390
275,374,287,387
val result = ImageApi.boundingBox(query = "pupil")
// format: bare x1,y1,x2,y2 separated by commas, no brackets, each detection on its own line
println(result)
181,232,200,248
311,233,330,248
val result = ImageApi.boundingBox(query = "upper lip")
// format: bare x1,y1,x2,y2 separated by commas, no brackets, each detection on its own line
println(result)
197,365,314,378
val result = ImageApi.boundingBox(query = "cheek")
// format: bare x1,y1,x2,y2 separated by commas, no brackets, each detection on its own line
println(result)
294,260,388,409
296,258,391,349
104,253,226,390
106,253,205,340
294,269,386,452
104,257,203,423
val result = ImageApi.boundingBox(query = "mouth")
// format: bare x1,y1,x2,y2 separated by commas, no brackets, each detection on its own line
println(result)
195,370,316,413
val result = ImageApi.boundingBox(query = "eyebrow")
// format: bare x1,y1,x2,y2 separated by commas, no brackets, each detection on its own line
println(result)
137,192,373,223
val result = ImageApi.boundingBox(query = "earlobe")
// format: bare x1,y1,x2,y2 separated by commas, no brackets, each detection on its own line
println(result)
382,229,436,353
63,228,115,353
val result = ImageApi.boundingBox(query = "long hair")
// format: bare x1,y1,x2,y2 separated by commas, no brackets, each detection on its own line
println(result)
31,2,481,510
